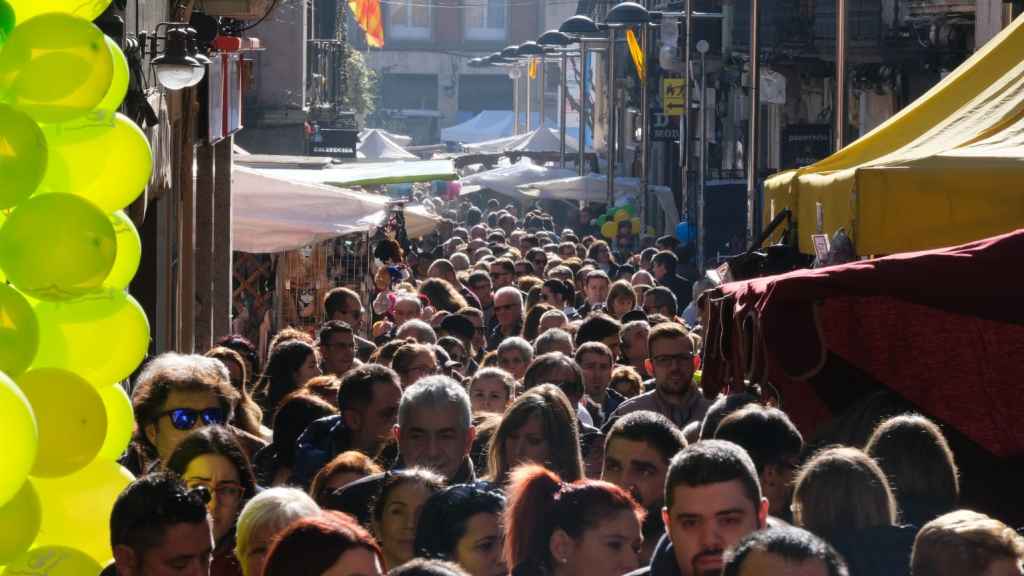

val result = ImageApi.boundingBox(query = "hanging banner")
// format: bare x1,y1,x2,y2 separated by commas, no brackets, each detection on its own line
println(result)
626,28,645,80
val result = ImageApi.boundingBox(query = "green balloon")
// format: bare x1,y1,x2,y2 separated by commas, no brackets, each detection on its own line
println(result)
17,368,107,477
0,370,36,506
0,283,38,377
0,103,48,209
0,211,5,282
0,481,41,564
0,193,116,300
97,384,133,461
0,1,13,51
0,13,114,123
105,210,141,290
95,36,128,112
3,546,102,576
624,204,636,216
31,460,133,565
597,214,607,226
32,289,150,386
8,0,112,24
38,113,152,212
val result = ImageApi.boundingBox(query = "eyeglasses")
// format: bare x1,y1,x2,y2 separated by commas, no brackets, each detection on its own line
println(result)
188,481,243,502
160,407,226,431
652,353,694,367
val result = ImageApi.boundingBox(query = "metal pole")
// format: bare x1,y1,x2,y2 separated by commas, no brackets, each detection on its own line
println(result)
836,0,848,151
639,23,650,235
539,53,546,127
526,67,533,131
560,51,569,167
513,72,521,135
607,27,617,206
697,48,707,272
746,0,761,246
681,0,693,222
578,39,588,175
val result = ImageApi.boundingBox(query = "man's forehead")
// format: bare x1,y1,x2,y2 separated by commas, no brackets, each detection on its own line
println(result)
738,551,830,576
670,479,754,513
608,437,667,464
164,389,218,406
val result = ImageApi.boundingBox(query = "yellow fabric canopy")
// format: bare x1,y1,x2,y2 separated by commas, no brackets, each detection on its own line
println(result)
764,14,1024,255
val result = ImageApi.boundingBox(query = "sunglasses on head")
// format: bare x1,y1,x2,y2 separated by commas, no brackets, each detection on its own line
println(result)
161,407,226,431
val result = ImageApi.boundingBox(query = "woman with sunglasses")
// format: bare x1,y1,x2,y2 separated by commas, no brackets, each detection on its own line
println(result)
166,426,258,576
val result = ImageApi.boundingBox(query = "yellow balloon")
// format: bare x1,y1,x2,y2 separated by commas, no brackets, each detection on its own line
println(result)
0,371,36,506
0,13,114,123
95,35,128,112
2,546,101,576
0,210,5,283
38,112,153,212
32,289,150,386
0,103,48,210
31,459,133,565
8,0,112,24
17,368,107,477
0,283,38,377
0,193,116,301
0,481,41,563
630,217,642,235
105,210,142,290
613,208,630,223
601,221,618,240
97,384,134,461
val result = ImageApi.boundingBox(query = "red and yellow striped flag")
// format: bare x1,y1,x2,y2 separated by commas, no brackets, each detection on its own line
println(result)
349,0,384,48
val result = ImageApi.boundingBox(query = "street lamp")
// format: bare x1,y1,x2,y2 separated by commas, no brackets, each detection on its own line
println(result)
538,30,575,168
560,15,605,177
604,2,653,208
518,41,545,130
146,25,206,91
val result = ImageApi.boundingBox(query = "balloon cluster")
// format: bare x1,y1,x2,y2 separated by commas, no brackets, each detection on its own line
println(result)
592,204,652,240
0,1,152,573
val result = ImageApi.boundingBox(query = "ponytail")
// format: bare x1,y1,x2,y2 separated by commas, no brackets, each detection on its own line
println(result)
504,465,563,569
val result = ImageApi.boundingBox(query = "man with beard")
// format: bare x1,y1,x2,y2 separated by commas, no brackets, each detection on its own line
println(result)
603,411,688,564
610,323,711,429
629,440,768,576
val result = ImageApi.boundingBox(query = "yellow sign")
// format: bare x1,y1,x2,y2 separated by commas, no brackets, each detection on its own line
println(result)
662,78,686,115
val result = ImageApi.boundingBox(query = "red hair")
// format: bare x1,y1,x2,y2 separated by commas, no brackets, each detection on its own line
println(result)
264,511,385,575
503,464,644,570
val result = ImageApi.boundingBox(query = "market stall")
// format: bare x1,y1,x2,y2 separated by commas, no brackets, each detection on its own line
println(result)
764,15,1024,256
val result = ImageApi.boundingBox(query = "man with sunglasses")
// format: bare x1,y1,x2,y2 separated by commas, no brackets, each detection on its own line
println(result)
610,323,711,430
324,286,377,362
106,472,213,576
467,271,494,326
125,353,241,475
488,258,516,290
487,286,524,351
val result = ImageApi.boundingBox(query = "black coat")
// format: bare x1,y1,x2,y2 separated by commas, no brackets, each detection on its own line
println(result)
825,525,918,576
626,533,681,576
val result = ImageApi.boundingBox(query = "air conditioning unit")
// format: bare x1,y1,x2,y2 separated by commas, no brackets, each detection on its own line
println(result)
198,0,276,20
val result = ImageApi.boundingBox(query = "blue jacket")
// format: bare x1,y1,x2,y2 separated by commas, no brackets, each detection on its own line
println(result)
291,415,352,489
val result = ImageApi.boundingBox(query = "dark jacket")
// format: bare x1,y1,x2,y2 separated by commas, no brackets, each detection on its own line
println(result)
825,525,918,576
291,415,353,489
322,456,478,526
355,335,377,363
627,533,681,576
585,388,627,429
658,273,693,310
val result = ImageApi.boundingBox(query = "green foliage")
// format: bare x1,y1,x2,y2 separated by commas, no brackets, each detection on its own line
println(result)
343,48,378,121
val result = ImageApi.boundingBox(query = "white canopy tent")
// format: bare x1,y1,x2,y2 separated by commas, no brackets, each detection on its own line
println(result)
458,158,577,199
247,159,456,188
232,166,441,253
441,110,516,144
518,174,680,229
358,128,412,147
357,129,418,160
462,125,577,154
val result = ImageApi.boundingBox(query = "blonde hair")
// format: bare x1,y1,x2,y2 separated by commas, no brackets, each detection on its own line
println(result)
792,446,897,535
911,509,1024,576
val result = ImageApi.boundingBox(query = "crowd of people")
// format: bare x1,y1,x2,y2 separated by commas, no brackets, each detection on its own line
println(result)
104,198,1023,576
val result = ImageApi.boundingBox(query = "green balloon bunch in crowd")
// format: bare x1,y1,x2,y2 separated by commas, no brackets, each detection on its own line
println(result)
0,0,153,573
595,203,654,239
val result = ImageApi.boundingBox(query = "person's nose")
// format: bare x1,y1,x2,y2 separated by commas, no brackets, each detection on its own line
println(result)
699,520,723,551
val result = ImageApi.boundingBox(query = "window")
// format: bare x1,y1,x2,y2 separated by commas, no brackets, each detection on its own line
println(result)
388,0,431,40
464,0,506,41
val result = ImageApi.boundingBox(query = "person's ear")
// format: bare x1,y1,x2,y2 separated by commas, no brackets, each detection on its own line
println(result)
144,421,158,449
661,507,671,532
344,409,363,432
464,425,477,456
644,358,654,375
757,496,770,529
393,425,402,445
549,528,575,567
113,545,139,576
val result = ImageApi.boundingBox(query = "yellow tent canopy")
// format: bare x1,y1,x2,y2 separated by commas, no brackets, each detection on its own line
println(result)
764,14,1024,255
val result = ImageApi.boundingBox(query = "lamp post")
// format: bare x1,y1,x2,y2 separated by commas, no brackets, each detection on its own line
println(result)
517,42,545,132
605,2,653,214
538,30,575,167
560,15,604,176
696,39,709,272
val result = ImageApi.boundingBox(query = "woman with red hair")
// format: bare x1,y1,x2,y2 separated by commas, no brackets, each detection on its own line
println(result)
263,511,385,575
503,464,645,576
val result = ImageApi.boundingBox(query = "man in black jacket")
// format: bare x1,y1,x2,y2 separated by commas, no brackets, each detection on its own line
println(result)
628,440,768,576
652,251,694,311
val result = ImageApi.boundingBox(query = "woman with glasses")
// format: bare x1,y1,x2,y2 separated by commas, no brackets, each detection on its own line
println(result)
166,425,258,576
391,342,439,388
415,484,508,576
